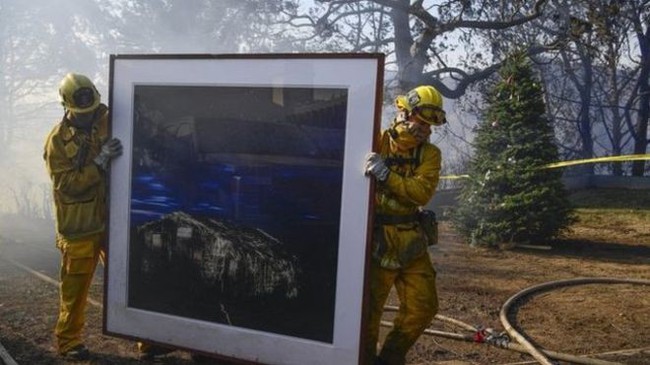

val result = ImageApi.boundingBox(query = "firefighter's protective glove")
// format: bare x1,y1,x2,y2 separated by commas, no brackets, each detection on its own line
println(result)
93,138,123,170
365,152,389,182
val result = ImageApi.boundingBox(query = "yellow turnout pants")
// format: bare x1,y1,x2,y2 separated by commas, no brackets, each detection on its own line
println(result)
365,253,438,365
55,233,105,354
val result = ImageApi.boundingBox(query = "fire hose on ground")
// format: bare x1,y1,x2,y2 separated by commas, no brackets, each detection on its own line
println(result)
382,277,650,365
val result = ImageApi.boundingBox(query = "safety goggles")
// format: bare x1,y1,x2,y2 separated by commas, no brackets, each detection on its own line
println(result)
72,87,96,109
412,105,447,126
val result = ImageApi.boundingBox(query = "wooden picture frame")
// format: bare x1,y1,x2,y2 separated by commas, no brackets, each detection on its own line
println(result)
105,54,383,365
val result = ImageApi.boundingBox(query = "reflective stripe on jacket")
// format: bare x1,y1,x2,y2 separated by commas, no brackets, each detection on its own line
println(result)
44,104,110,239
372,130,441,269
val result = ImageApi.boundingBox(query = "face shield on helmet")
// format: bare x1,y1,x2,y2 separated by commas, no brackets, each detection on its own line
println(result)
395,85,447,126
59,73,100,114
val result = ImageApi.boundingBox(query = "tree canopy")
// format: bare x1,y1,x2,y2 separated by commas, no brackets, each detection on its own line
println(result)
0,0,647,217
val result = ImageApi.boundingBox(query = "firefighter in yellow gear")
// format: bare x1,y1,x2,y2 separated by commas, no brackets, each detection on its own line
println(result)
364,85,446,365
44,73,122,361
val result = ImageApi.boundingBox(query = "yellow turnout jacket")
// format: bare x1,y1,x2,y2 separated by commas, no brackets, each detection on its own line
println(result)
372,129,441,269
43,105,110,240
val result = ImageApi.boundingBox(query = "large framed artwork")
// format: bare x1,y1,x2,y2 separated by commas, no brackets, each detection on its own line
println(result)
105,54,384,365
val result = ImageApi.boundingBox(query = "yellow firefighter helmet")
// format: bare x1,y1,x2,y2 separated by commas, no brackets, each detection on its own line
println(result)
395,85,446,126
58,73,100,113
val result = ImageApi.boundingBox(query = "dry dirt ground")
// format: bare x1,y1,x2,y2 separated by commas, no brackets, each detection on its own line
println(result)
1,193,649,364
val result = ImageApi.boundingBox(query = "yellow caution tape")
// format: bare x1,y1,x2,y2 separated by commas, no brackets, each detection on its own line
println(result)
440,174,470,180
543,154,650,169
440,154,650,180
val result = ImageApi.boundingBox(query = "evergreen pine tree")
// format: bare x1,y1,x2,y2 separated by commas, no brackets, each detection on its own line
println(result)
452,53,574,247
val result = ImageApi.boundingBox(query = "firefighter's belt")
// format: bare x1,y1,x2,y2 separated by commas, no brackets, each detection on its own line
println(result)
374,213,419,225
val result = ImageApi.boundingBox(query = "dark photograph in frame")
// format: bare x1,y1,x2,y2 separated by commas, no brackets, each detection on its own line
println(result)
106,54,383,365
129,84,347,342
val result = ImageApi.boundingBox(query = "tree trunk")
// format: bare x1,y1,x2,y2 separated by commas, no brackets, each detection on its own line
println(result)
631,23,649,176
608,43,623,176
390,0,425,92
577,46,595,175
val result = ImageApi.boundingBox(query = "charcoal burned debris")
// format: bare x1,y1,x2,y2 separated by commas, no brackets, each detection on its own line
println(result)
136,211,299,299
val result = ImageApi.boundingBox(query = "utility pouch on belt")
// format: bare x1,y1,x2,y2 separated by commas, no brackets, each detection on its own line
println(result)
418,209,438,246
